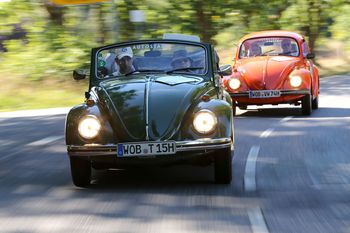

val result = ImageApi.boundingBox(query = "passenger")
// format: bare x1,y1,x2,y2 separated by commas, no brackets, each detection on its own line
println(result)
281,39,292,55
250,43,262,57
171,50,193,69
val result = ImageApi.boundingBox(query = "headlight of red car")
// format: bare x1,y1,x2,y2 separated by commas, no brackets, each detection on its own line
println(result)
289,75,302,88
228,78,241,90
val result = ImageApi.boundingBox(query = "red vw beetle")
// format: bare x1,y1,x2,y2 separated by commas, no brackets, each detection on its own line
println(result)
223,30,319,115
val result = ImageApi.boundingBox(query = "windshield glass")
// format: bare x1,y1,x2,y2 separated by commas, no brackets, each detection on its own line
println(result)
96,42,207,78
239,37,299,58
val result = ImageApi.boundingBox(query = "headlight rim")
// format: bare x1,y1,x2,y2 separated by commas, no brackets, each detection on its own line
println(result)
78,115,101,140
193,109,218,135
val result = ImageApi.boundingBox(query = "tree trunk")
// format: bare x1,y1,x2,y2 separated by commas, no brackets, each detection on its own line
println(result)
193,1,213,43
44,2,64,26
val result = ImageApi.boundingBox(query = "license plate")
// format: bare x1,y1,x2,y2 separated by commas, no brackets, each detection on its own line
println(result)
249,90,281,98
117,141,176,157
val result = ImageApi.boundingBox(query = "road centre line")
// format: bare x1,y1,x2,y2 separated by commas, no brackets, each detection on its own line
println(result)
260,128,274,138
248,207,270,233
279,116,293,123
27,136,64,146
244,145,260,192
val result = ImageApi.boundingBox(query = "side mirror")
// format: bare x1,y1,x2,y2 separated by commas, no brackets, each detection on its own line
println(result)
218,65,232,76
73,69,88,80
306,53,315,59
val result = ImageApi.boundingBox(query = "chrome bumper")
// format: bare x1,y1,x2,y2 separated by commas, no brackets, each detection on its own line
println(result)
230,90,310,98
67,138,232,157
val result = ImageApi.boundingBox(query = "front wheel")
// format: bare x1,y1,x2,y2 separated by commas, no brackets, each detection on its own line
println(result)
312,95,319,109
214,147,232,184
301,93,312,115
232,101,237,116
70,157,91,187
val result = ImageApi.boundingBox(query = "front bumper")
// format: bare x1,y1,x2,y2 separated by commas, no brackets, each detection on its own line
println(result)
67,138,232,157
229,89,310,98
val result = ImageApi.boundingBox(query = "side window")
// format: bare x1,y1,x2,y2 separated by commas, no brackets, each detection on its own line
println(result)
239,44,247,58
302,42,309,58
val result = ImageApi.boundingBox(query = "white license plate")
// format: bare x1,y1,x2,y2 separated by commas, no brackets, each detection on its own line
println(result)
117,141,176,157
249,90,281,98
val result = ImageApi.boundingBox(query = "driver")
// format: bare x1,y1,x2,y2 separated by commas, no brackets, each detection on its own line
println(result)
171,50,193,69
112,47,135,76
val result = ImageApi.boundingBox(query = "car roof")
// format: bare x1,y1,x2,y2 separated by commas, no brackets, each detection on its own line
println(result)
239,30,305,43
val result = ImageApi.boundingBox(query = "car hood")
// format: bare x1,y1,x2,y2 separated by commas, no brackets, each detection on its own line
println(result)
236,56,299,90
96,74,208,141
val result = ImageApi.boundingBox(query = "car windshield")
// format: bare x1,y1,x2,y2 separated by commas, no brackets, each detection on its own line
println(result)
96,42,207,78
239,37,300,58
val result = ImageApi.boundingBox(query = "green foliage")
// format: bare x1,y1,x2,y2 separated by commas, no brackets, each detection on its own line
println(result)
0,0,349,83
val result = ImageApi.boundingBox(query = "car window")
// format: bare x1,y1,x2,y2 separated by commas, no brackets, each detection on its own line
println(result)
302,41,309,58
96,42,207,78
239,37,300,58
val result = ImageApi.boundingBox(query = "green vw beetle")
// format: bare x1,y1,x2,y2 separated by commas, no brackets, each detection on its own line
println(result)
66,38,234,187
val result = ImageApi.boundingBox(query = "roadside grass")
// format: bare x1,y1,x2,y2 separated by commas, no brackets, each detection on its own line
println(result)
0,75,87,112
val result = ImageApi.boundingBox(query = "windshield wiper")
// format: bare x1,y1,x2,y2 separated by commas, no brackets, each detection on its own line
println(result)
261,49,276,56
166,67,204,74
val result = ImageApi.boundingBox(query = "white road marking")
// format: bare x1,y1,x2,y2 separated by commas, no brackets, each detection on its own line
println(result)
279,116,293,123
244,145,260,192
260,128,274,138
0,107,71,118
248,207,270,233
27,136,64,146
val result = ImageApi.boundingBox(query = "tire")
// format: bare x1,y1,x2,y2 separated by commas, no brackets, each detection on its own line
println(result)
214,147,232,184
312,95,319,109
232,101,237,116
301,93,312,115
70,157,91,187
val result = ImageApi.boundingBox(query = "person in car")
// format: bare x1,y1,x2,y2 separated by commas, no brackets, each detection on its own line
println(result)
281,39,293,55
171,50,193,69
250,42,262,57
112,47,135,76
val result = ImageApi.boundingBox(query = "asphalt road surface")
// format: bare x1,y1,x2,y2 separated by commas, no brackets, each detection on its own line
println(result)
1,75,350,233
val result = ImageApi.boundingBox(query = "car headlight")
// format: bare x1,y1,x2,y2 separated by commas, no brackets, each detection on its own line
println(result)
290,75,302,87
228,78,241,90
78,115,101,139
193,110,217,134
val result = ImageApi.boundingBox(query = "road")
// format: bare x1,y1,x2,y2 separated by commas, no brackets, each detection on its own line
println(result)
0,75,350,233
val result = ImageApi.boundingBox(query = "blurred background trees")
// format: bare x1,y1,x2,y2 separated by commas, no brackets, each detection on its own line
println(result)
0,0,349,107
